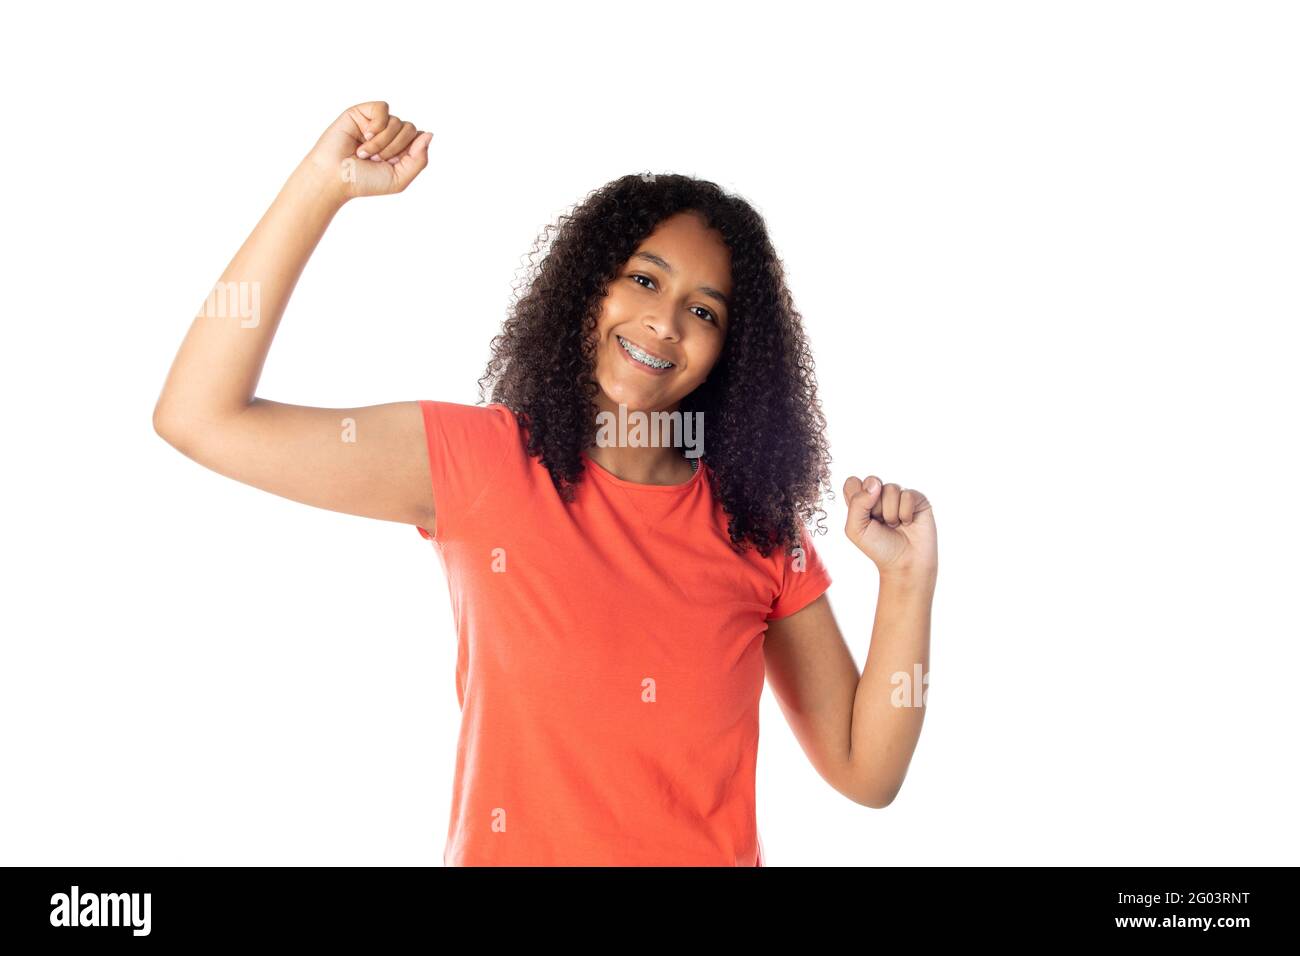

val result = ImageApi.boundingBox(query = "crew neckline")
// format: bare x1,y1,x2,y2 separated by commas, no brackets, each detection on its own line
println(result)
580,449,705,491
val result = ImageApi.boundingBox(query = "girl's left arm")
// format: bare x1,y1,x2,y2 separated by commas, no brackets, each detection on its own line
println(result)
764,476,937,808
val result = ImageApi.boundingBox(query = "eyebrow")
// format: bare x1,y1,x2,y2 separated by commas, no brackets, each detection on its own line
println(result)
631,251,731,312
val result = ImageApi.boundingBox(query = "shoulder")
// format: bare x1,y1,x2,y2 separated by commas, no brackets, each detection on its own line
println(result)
419,400,521,447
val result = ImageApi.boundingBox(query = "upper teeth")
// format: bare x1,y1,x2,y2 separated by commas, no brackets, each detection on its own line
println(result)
618,335,673,369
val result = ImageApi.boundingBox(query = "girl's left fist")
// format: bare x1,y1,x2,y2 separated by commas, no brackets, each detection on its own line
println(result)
843,475,937,581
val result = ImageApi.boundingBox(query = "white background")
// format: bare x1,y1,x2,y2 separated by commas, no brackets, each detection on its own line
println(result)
1,0,1296,865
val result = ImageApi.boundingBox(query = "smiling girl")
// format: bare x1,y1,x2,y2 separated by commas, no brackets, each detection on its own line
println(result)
154,100,938,867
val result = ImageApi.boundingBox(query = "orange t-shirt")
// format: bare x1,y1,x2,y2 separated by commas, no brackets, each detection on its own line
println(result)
415,400,832,866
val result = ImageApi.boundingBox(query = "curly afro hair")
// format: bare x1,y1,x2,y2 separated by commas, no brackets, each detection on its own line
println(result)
476,172,833,558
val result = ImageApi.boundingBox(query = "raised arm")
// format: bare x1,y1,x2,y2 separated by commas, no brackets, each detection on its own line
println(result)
153,101,440,532
764,476,938,809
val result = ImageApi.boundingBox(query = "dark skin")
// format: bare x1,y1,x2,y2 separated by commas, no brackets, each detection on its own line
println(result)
583,211,937,809
584,210,731,485
154,94,936,810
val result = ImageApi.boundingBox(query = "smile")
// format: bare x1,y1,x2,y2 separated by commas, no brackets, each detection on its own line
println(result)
616,334,675,372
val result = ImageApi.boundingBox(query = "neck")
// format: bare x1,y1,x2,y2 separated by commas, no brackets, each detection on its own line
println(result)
586,397,698,485
585,443,695,485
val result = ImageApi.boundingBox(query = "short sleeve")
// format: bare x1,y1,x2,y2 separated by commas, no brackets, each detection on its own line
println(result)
415,400,518,544
766,524,833,622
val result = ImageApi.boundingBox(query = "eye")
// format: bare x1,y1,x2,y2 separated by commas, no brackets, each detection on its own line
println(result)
629,274,719,325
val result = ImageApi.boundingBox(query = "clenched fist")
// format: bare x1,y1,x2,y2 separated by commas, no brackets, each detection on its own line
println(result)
303,100,433,201
843,475,937,582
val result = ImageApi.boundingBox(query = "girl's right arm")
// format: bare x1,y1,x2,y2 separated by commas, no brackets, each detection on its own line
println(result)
153,102,440,534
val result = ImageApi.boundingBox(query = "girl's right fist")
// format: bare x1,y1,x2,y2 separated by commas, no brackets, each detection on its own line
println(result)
305,100,433,201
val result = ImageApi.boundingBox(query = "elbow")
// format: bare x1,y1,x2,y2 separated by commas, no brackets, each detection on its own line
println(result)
854,791,897,810
153,400,247,455
152,401,178,443
152,401,192,453
848,778,901,810
152,401,170,438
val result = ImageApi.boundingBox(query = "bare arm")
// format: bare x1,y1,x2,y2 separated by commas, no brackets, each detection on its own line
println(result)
764,578,933,808
764,475,938,808
153,101,439,531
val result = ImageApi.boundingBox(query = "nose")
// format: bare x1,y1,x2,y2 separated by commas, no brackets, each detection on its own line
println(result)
641,302,684,342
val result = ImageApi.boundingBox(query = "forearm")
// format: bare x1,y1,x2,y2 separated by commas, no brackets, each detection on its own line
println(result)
154,158,347,429
846,571,935,807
